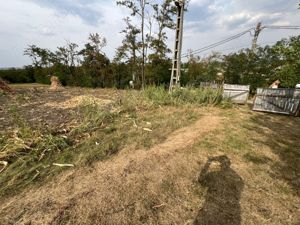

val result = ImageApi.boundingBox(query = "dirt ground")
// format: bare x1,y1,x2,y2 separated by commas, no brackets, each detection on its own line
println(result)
0,85,120,132
0,86,300,225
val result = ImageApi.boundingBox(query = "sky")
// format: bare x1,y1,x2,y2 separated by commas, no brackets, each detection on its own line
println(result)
0,0,299,67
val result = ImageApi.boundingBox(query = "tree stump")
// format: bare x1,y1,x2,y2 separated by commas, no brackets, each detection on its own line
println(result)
50,76,63,90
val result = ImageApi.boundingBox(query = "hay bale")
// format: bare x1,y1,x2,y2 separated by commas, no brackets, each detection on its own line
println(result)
0,78,12,92
50,76,63,90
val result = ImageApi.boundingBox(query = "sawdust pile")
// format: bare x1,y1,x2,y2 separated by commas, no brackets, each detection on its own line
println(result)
0,79,12,92
44,95,112,109
50,76,63,90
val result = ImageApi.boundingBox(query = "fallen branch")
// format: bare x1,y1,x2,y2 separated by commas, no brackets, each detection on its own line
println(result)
53,163,74,167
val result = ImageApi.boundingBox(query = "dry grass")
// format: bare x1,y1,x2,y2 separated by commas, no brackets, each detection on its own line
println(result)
0,86,200,198
0,85,299,225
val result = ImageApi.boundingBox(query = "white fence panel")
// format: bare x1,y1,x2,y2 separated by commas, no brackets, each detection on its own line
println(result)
223,84,250,104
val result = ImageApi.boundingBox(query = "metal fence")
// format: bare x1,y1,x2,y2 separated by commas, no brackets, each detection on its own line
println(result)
199,82,220,89
253,88,300,116
223,84,250,104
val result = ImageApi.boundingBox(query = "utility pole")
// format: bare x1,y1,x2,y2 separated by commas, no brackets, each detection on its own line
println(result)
169,0,185,91
252,22,262,53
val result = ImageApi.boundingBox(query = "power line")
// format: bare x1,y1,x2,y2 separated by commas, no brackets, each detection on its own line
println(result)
263,25,300,30
181,28,255,58
181,25,300,58
218,41,277,54
185,41,277,59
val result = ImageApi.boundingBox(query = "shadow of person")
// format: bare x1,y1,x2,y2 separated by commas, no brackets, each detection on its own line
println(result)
194,156,244,225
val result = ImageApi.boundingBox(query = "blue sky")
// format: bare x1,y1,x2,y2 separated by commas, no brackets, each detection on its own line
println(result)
0,0,299,67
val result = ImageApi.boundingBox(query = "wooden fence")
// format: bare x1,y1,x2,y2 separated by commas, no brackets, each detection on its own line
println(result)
253,88,300,116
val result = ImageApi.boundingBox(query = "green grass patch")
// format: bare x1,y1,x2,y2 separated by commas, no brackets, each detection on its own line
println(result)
0,92,201,198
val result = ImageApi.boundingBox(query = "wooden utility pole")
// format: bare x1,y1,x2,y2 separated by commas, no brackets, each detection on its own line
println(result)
169,0,185,91
252,22,262,53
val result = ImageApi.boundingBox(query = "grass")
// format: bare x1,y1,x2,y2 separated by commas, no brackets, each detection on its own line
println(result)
1,87,300,224
0,87,203,198
140,86,224,106
243,152,272,165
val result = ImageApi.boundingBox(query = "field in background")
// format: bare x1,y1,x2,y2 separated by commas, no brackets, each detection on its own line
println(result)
8,83,50,88
0,84,299,225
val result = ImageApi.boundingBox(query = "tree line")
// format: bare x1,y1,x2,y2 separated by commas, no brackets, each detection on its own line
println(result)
182,35,300,91
1,0,299,91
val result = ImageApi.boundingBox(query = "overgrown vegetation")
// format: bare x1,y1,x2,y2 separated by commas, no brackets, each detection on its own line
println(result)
141,86,223,106
0,87,212,197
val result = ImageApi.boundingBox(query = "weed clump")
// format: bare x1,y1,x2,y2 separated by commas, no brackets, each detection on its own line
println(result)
140,86,223,106
172,87,223,105
142,86,173,105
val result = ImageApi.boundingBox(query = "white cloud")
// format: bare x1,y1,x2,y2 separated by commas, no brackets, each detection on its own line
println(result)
0,0,299,67
189,0,210,7
0,0,128,67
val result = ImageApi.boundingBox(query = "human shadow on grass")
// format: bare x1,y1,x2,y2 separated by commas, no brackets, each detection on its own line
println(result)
194,156,244,225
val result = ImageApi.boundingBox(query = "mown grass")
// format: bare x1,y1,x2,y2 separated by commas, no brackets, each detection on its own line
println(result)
0,87,208,198
193,107,300,197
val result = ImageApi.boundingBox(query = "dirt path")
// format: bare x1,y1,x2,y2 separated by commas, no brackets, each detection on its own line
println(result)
0,114,221,225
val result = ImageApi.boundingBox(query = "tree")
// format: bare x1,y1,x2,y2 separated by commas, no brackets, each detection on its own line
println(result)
117,0,150,88
149,0,176,60
54,42,79,84
115,17,142,86
24,45,54,68
271,36,300,87
79,33,110,87
24,45,55,83
145,0,176,85
182,51,223,86
80,33,108,67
